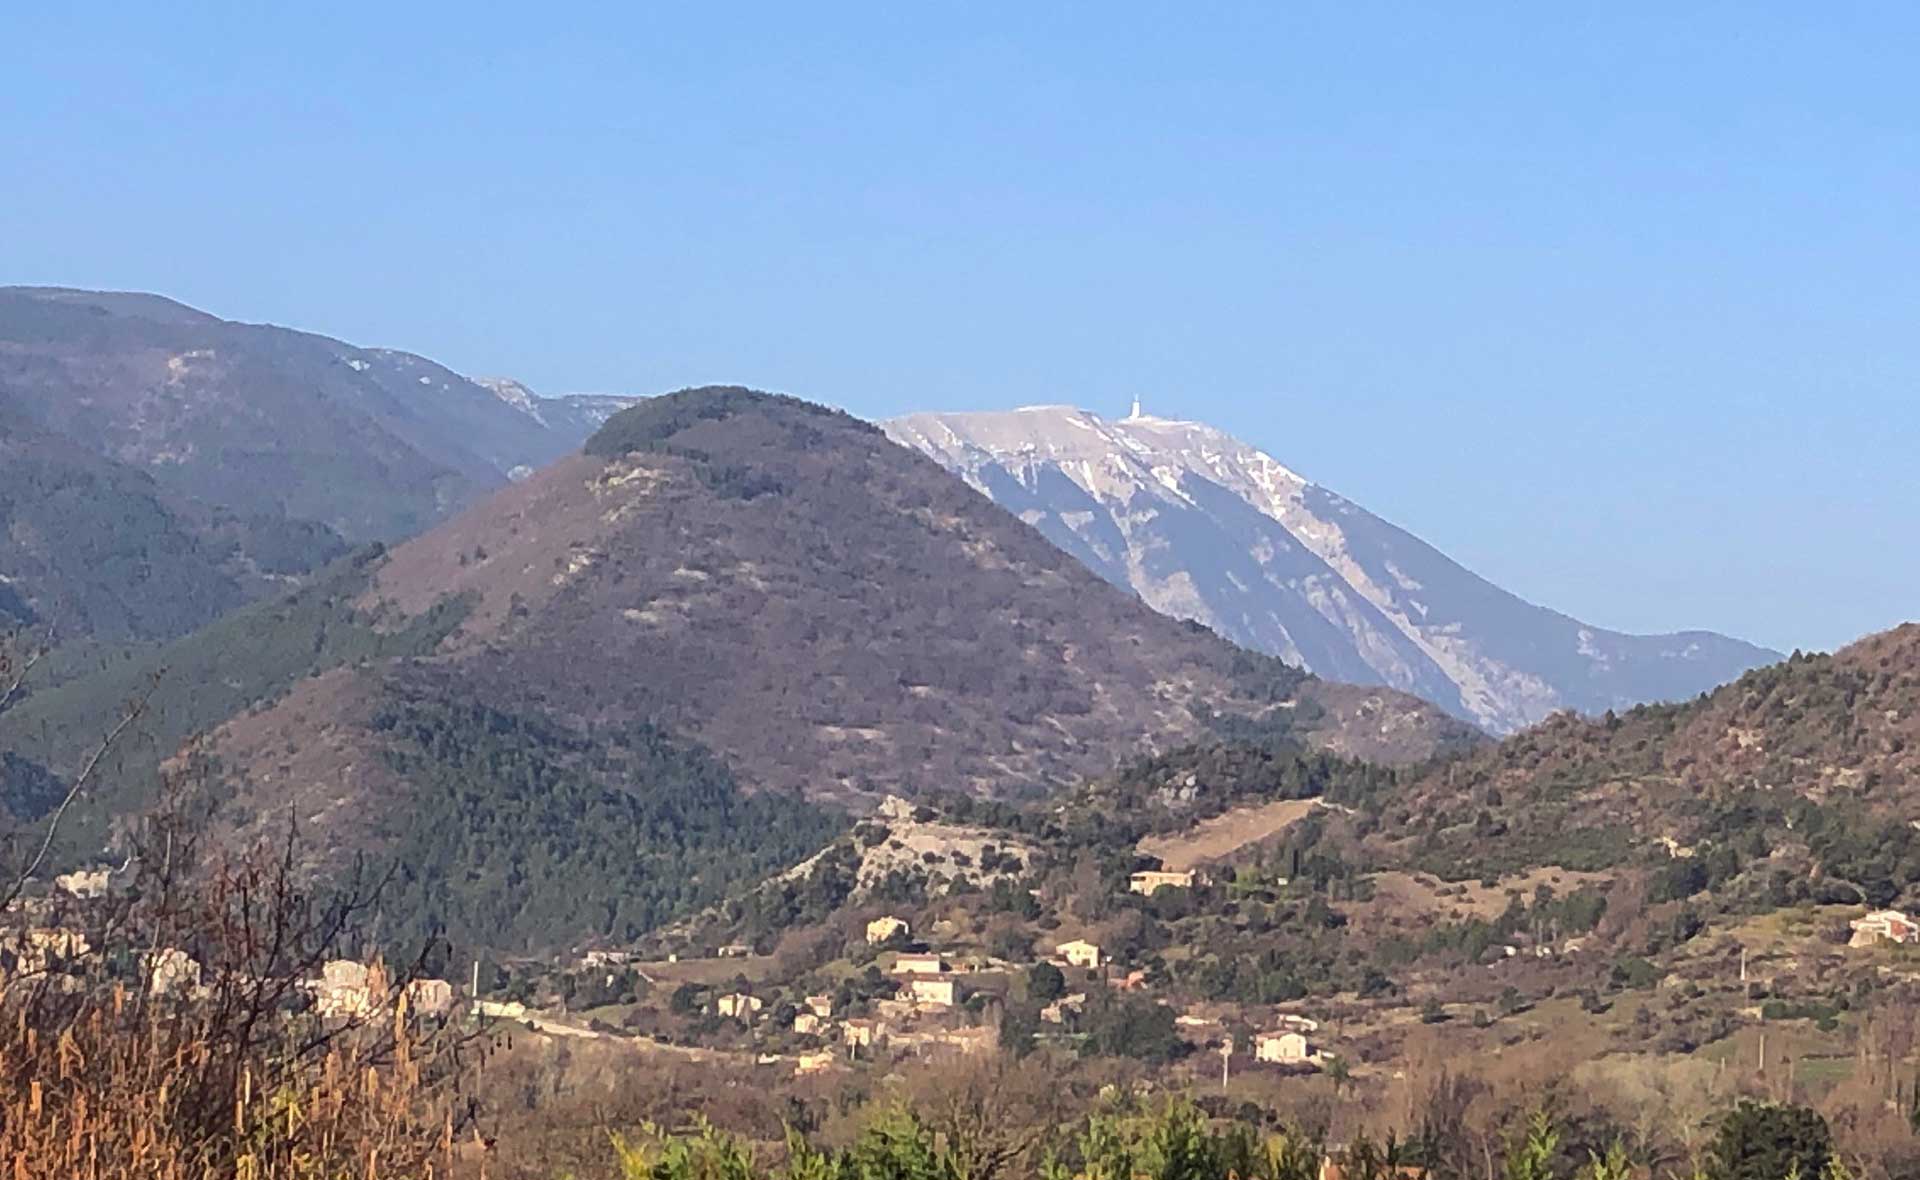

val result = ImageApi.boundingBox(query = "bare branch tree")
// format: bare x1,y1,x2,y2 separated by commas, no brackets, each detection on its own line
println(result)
0,701,146,913
0,629,151,913
0,636,46,715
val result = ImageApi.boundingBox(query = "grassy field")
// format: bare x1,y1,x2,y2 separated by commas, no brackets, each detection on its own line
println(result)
1363,866,1615,923
1139,798,1322,870
636,954,781,987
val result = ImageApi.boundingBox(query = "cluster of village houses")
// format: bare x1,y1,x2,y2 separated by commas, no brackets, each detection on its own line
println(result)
17,861,1920,1079
0,909,456,1020
1125,871,1328,1065
0,923,459,1023
0,867,466,1014
0,926,211,998
701,879,1331,1075
0,930,461,1021
307,959,458,1019
706,914,1005,1074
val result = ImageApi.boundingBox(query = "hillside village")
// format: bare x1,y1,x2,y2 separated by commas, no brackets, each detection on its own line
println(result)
23,617,1917,1104
317,734,1920,1130
16,775,1920,1180
468,887,1346,1084
2,871,464,1019
0,0,1914,1167
6,475,1920,1178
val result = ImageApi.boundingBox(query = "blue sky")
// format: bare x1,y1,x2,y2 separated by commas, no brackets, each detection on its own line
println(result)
5,3,1915,653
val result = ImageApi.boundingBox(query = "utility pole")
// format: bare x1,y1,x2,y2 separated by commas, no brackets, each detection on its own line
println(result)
1759,1031,1767,1074
1220,1036,1233,1090
1740,946,1748,984
471,959,480,1000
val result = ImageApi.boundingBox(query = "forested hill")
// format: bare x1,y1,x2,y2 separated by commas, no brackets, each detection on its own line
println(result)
0,403,347,642
4,386,1478,954
341,385,1478,802
1370,624,1920,893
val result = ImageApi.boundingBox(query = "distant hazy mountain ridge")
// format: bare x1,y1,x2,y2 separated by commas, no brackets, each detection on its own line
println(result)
0,287,634,639
0,288,622,542
887,404,1778,733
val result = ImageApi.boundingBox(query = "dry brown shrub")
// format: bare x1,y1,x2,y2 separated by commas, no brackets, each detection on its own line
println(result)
0,709,487,1179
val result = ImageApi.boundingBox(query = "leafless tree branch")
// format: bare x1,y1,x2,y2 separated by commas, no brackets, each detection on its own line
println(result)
0,699,146,913
0,636,48,716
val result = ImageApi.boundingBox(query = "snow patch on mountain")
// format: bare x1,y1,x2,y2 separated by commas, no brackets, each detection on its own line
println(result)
887,405,1779,733
476,377,545,423
475,377,646,452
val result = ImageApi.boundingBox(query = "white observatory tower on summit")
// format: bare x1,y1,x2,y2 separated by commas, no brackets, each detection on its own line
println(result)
1127,395,1143,420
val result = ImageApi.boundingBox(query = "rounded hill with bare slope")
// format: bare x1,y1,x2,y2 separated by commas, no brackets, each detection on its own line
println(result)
339,386,1478,804
7,386,1479,953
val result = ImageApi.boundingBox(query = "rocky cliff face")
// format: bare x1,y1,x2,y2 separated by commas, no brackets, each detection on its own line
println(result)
887,405,1777,733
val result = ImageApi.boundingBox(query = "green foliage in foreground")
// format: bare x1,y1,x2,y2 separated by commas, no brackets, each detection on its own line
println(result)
1077,992,1186,1064
1708,1101,1835,1180
598,1100,1325,1180
591,1099,1856,1180
371,694,844,954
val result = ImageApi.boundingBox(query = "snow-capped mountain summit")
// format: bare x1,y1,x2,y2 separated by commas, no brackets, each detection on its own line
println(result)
886,405,1778,733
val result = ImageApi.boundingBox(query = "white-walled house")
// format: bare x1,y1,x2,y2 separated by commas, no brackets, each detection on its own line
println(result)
891,952,950,975
1254,1031,1312,1063
1055,939,1104,969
